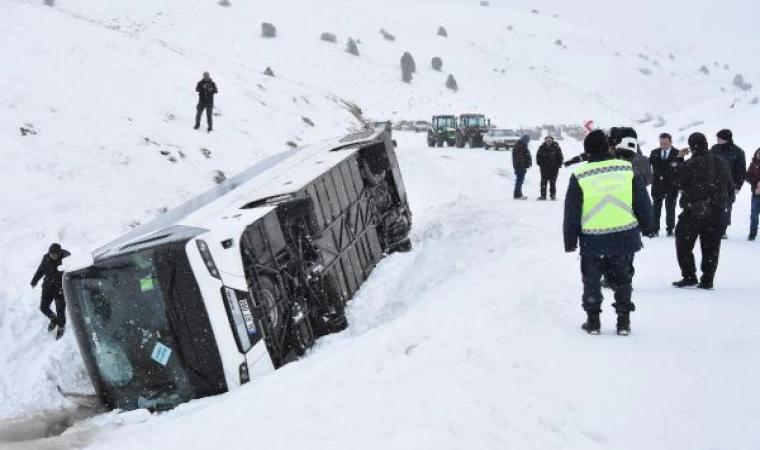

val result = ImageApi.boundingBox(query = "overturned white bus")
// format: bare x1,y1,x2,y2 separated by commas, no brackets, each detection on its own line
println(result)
63,130,412,411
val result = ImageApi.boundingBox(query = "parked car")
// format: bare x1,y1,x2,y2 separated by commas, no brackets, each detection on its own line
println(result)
413,121,430,133
484,129,520,150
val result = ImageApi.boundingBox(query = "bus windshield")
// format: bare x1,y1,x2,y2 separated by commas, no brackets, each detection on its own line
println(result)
66,249,194,410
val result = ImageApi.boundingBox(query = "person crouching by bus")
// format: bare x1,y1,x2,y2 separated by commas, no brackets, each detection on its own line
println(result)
512,135,532,200
31,243,70,339
673,133,733,290
564,130,654,336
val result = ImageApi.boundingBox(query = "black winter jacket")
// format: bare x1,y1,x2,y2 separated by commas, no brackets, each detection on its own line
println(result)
563,154,654,256
31,250,71,290
196,79,218,104
512,141,532,170
679,150,733,221
536,142,564,175
649,147,684,197
710,142,746,192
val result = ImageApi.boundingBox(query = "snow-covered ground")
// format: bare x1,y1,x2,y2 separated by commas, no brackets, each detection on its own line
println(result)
1,0,759,447
12,131,759,449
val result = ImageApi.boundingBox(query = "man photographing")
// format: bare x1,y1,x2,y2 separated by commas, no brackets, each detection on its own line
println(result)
194,71,218,132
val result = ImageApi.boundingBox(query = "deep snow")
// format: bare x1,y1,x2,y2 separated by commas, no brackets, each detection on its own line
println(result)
21,131,758,450
1,0,760,447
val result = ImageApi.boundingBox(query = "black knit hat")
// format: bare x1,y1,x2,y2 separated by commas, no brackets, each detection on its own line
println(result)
717,129,733,142
584,129,609,154
688,132,709,152
49,243,62,254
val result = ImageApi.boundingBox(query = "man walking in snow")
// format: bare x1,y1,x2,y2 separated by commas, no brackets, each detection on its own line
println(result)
744,148,760,241
512,135,532,200
194,71,218,132
710,129,746,238
649,133,683,237
564,130,654,335
536,136,564,200
31,243,70,339
673,133,733,290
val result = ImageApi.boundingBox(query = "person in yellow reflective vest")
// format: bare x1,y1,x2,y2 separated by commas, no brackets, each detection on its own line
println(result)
564,130,654,335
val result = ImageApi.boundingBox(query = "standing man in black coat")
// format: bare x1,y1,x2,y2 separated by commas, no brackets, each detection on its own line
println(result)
31,243,71,339
536,136,564,201
194,71,218,132
711,129,746,238
649,133,683,237
673,133,733,290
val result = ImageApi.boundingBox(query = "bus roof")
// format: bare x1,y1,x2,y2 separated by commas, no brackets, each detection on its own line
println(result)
93,130,386,259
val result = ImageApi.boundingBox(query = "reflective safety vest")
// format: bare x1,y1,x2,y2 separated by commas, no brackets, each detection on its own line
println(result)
574,160,638,235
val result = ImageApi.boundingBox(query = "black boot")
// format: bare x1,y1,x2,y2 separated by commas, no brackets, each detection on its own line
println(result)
698,278,714,290
673,277,698,288
616,312,631,336
56,327,65,340
581,312,601,335
47,319,57,332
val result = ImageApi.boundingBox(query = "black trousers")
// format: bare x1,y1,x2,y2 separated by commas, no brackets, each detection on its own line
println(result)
720,195,735,236
195,102,213,128
676,216,722,283
540,172,558,198
40,287,66,327
653,191,678,233
581,254,636,314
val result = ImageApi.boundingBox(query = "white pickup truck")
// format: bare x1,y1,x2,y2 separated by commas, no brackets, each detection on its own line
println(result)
483,129,521,150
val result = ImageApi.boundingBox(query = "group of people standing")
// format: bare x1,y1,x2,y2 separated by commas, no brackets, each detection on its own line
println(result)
512,135,565,201
512,126,759,335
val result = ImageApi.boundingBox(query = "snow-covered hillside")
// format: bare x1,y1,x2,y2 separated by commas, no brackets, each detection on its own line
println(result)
32,0,760,129
1,0,759,446
0,0,363,418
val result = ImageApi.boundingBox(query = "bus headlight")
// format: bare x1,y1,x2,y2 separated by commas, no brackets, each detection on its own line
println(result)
196,240,220,279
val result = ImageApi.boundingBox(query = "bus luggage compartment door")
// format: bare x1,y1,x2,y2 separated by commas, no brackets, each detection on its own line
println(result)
305,157,385,306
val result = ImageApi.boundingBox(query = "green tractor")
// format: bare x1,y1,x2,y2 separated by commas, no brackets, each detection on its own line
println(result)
455,114,491,148
427,115,458,147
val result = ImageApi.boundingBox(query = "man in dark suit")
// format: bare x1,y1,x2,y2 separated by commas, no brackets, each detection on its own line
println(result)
649,133,684,237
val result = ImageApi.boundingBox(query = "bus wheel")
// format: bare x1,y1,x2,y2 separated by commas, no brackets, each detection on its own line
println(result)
258,276,282,331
